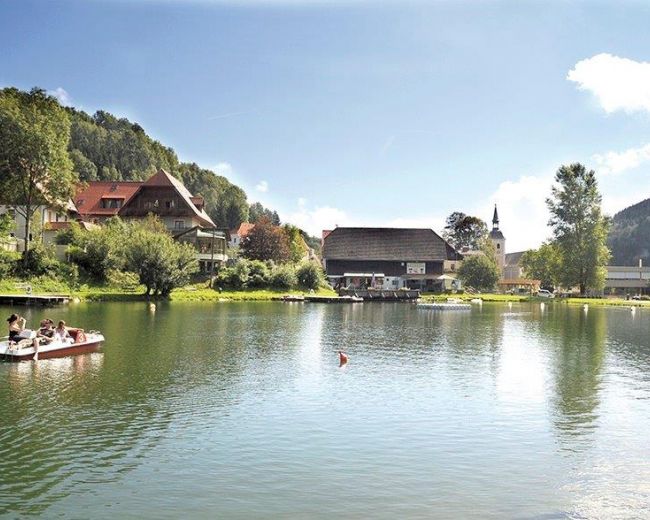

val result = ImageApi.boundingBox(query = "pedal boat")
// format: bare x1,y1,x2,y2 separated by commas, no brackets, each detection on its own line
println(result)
0,329,105,361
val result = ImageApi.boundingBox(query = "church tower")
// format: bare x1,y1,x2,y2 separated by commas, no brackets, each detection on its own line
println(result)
489,204,505,271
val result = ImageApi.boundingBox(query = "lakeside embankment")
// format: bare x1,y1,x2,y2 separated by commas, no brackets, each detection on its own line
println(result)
0,278,337,302
2,278,649,307
420,293,650,307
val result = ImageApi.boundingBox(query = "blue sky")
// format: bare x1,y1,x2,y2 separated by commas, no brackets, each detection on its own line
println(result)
3,0,650,250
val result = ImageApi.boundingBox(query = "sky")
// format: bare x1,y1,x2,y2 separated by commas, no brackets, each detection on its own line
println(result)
2,0,650,251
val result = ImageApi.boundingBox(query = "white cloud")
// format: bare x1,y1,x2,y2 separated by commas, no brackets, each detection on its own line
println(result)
592,142,650,175
475,173,554,253
567,53,650,114
49,87,72,106
285,203,352,236
212,162,234,178
255,180,269,193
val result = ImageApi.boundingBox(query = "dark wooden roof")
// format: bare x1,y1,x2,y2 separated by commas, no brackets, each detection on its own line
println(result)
322,227,460,261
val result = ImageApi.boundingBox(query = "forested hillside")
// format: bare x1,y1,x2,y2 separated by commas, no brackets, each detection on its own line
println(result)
65,106,274,229
608,198,650,265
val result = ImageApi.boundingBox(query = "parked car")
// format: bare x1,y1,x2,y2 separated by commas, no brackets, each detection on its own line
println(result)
537,289,554,298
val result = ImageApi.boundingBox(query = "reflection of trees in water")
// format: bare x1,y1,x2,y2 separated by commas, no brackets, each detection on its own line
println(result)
0,301,306,516
543,306,606,449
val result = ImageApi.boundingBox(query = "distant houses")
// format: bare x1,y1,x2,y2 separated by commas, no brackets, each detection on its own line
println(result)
1,169,228,273
229,222,255,248
321,227,461,292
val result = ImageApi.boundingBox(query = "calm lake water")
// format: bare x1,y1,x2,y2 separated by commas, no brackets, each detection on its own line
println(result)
1,301,649,519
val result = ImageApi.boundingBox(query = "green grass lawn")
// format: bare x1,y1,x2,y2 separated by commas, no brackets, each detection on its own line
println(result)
0,277,336,302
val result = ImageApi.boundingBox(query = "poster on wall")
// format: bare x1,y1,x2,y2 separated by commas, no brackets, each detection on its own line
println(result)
406,262,426,274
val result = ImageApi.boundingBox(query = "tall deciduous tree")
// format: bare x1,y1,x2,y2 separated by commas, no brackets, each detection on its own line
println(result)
0,87,76,260
443,212,488,250
241,218,290,263
283,224,308,263
457,254,500,292
520,242,561,291
546,163,610,295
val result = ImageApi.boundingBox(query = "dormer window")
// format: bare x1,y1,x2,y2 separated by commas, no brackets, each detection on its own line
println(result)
101,198,123,209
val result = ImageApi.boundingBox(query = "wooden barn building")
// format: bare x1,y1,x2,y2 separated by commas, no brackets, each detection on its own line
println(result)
322,227,461,292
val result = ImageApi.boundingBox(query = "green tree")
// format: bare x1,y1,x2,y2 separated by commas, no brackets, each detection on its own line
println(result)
0,87,76,261
521,242,561,291
125,220,197,296
69,148,98,181
443,212,488,250
241,218,290,263
296,261,326,290
546,163,610,295
270,264,298,289
66,218,128,282
458,254,500,292
0,213,15,245
283,224,308,263
0,214,19,279
249,202,281,225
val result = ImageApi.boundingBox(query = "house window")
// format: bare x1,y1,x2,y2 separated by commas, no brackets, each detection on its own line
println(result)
174,220,185,229
101,198,122,209
165,200,176,209
496,243,500,250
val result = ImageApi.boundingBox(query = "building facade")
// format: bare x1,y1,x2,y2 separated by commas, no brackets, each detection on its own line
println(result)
322,227,461,292
604,262,650,296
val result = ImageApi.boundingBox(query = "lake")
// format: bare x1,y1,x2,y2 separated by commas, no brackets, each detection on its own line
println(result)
1,301,649,519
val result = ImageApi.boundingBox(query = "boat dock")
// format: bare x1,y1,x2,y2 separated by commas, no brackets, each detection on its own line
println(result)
274,295,363,303
338,289,421,301
0,294,71,306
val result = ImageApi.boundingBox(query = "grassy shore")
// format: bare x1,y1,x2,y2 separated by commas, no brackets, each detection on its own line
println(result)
420,292,650,307
1,278,648,307
0,278,337,302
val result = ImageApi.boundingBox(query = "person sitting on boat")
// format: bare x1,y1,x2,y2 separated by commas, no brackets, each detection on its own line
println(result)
7,314,26,343
54,320,73,343
7,313,41,359
37,319,55,345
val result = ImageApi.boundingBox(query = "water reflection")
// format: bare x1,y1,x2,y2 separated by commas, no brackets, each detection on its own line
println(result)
544,306,606,450
0,302,649,519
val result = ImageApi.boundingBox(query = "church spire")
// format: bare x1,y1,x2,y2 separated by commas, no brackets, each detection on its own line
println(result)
492,204,499,230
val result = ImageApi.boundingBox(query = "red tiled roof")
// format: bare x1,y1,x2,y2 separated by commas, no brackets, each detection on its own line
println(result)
232,222,255,237
75,181,142,217
74,169,215,228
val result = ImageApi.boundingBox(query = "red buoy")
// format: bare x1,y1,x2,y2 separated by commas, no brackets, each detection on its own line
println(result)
339,351,349,366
